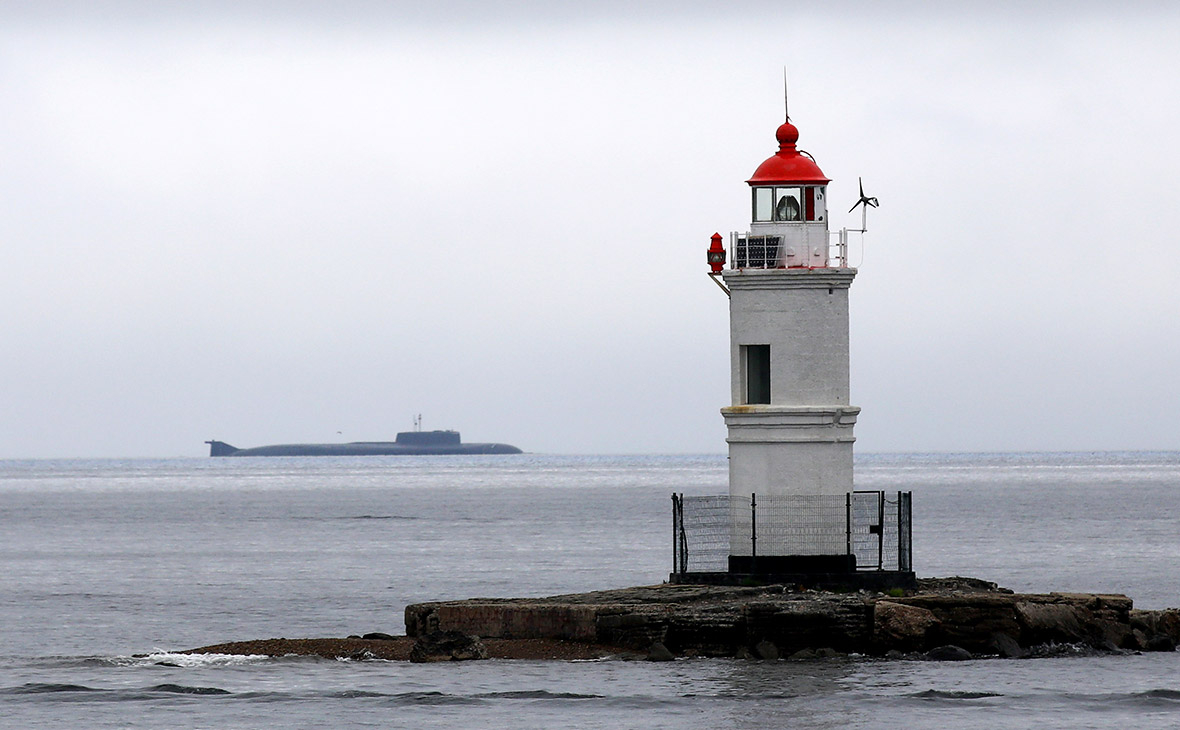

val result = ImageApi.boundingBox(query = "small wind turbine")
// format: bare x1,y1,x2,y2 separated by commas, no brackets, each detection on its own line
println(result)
848,177,878,231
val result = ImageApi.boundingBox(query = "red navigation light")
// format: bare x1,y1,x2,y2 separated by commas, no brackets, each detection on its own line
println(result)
707,233,726,273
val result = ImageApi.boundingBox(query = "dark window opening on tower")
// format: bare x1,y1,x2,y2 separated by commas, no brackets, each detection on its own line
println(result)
744,345,771,404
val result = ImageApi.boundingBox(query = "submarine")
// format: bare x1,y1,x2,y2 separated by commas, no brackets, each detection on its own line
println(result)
206,430,522,457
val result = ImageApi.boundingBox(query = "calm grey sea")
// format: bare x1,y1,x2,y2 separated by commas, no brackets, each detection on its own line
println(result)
1,452,1179,729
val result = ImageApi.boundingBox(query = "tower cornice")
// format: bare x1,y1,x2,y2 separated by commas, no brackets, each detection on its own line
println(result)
721,405,859,444
721,405,860,421
722,268,856,291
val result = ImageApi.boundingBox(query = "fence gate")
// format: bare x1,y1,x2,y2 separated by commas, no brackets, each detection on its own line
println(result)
848,491,884,570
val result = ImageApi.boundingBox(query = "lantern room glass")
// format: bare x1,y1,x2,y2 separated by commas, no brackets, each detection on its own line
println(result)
774,187,802,221
752,186,827,223
753,188,774,222
808,187,826,222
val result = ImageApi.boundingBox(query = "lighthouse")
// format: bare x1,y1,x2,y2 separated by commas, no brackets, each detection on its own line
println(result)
675,103,911,587
718,113,857,574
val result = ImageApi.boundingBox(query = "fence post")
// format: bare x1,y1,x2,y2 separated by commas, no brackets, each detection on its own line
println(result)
877,490,885,570
679,496,688,574
671,493,679,576
896,491,903,573
902,491,913,572
750,493,757,574
845,492,852,558
907,492,913,572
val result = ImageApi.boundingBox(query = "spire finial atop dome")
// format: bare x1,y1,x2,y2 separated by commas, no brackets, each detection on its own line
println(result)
746,95,828,186
783,67,790,123
775,121,800,150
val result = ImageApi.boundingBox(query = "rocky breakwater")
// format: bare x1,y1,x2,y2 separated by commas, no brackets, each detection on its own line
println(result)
405,578,1180,660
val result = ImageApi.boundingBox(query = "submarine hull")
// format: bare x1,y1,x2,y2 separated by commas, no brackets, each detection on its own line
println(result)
207,431,522,457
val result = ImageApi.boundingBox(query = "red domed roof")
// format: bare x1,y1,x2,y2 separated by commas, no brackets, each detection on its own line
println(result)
746,121,830,185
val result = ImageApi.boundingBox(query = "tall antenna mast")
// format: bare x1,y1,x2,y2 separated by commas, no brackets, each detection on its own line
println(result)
783,67,790,122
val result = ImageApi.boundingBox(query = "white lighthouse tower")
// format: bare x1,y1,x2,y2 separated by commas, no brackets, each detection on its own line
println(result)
709,111,862,575
674,99,909,586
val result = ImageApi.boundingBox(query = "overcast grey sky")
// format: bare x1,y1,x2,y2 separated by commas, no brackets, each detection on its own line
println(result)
2,1,1178,457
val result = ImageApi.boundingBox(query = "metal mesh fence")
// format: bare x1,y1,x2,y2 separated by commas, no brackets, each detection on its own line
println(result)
756,494,847,557
672,495,730,573
673,491,912,575
878,492,900,572
850,491,881,569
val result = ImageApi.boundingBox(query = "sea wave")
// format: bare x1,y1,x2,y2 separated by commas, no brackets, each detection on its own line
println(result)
1112,689,1180,707
382,690,483,706
1,683,98,695
147,683,231,695
910,689,1004,701
105,651,271,668
1,682,231,699
475,690,602,700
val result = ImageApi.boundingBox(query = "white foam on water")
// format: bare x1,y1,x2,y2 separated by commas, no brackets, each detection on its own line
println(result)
109,651,271,668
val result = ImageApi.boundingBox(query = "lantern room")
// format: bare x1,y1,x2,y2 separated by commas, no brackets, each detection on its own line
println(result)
737,120,833,269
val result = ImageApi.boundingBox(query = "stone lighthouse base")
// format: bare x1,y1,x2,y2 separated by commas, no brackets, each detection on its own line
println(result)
728,553,858,574
670,569,917,592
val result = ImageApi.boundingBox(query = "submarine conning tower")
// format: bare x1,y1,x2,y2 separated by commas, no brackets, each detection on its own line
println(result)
395,430,462,447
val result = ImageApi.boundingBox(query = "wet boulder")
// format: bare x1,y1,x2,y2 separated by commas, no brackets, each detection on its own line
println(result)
409,630,488,663
874,601,939,653
926,645,973,661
